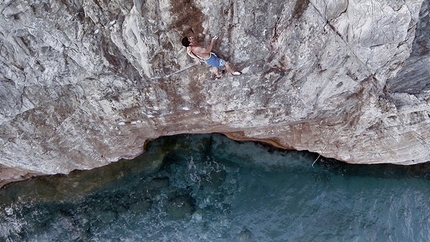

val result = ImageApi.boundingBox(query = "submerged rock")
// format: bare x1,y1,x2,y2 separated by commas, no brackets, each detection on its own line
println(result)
129,199,152,215
235,227,254,242
201,170,227,188
148,177,169,190
166,194,196,219
0,0,429,185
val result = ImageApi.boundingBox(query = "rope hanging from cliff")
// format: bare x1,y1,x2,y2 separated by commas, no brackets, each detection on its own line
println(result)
312,154,321,167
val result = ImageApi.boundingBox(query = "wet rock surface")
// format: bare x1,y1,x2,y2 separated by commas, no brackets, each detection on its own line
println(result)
0,0,430,184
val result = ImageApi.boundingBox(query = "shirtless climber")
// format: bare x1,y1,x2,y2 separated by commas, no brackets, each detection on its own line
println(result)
181,35,241,78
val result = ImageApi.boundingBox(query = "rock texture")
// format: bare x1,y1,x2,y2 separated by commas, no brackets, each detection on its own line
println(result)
0,0,430,184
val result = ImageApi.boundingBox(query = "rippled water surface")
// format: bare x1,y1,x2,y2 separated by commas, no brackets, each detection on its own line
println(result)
1,134,430,241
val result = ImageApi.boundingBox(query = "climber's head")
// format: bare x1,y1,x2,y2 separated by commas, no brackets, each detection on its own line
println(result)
181,37,190,47
182,36,198,47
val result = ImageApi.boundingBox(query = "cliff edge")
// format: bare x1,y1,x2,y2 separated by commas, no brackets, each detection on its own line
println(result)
1,0,430,185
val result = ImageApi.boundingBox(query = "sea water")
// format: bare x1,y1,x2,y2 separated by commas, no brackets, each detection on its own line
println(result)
0,134,429,241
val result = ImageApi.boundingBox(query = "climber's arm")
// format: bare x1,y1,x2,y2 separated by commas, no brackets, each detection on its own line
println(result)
206,36,218,53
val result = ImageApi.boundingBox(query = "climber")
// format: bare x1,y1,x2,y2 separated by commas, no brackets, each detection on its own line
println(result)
181,35,241,78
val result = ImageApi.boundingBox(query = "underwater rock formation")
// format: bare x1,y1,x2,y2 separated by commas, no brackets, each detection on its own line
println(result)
0,0,429,184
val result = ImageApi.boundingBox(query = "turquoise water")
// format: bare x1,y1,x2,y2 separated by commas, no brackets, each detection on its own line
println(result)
1,134,429,241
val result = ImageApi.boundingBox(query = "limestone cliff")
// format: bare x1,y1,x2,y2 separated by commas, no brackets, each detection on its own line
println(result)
1,0,429,184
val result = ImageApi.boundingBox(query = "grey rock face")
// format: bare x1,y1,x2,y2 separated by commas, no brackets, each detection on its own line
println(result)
0,0,429,184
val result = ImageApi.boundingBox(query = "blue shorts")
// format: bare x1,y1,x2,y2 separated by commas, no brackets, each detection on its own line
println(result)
205,53,226,69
